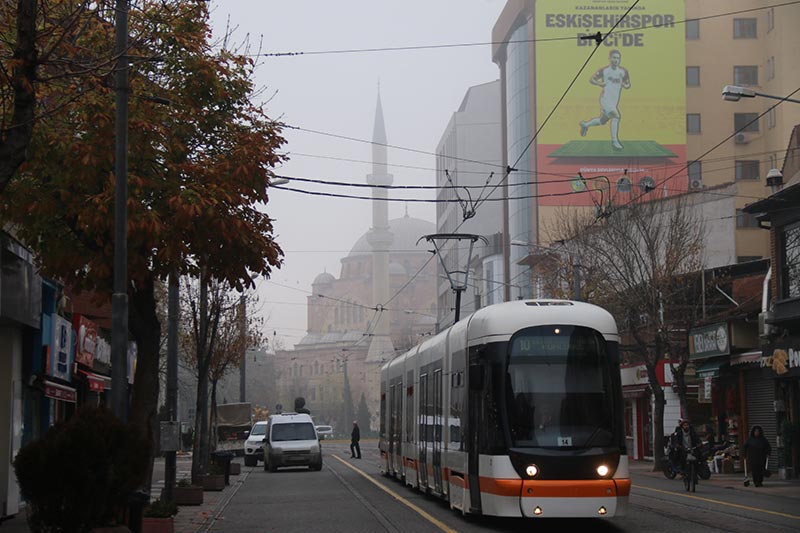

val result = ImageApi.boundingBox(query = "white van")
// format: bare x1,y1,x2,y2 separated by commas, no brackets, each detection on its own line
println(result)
244,421,268,466
263,413,322,472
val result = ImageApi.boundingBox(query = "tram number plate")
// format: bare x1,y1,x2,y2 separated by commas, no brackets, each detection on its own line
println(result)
558,436,572,447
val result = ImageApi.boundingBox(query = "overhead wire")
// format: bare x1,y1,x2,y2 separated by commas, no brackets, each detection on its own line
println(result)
257,1,800,58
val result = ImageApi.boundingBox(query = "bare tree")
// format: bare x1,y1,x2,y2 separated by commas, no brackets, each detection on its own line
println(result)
179,272,260,483
550,196,706,468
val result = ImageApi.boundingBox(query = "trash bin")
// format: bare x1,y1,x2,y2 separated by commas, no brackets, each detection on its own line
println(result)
211,450,234,486
128,489,150,533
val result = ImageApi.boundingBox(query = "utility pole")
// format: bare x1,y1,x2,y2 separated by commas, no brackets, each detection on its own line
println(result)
111,0,129,419
163,272,179,501
239,294,246,403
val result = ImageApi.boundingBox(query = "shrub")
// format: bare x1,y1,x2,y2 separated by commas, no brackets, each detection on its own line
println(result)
143,500,179,518
13,406,151,532
207,461,223,475
176,477,192,488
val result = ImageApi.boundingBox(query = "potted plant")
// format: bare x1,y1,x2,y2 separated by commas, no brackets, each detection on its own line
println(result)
203,463,225,491
229,460,241,476
142,500,178,533
172,478,203,506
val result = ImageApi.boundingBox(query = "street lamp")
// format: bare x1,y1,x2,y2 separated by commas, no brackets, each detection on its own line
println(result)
510,240,582,301
721,85,800,104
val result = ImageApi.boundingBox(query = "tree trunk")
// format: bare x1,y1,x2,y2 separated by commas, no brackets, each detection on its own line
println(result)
128,275,162,493
0,0,38,193
191,369,209,484
210,378,218,452
646,344,666,472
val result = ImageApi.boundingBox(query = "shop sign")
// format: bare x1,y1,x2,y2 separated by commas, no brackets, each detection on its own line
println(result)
73,315,97,367
49,315,74,382
44,381,76,403
95,337,111,366
761,345,800,375
688,323,730,360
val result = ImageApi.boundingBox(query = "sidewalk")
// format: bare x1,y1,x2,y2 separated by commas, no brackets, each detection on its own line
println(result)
629,459,800,500
0,459,246,533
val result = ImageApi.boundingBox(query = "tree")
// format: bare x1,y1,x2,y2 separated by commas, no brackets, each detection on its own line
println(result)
550,196,707,468
356,393,371,435
179,276,261,483
3,1,285,487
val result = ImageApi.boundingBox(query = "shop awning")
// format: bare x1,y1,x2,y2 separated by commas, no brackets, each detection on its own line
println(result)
730,350,762,366
696,360,725,378
44,380,76,403
623,385,649,399
77,368,110,392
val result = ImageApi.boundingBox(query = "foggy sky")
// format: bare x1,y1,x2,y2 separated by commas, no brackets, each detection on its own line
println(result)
209,1,505,347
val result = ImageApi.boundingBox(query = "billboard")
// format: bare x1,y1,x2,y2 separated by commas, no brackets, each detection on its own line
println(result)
534,0,686,207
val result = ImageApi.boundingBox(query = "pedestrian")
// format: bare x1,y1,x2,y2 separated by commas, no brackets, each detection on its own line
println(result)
294,397,311,415
350,420,361,459
743,425,771,487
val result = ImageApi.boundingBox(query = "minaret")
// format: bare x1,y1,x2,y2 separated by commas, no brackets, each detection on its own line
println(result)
366,90,395,362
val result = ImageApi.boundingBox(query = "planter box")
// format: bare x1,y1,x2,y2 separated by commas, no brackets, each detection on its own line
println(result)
229,462,241,475
142,517,174,533
203,474,225,491
173,485,203,505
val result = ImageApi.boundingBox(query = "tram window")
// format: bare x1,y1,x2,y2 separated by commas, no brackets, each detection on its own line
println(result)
506,326,615,449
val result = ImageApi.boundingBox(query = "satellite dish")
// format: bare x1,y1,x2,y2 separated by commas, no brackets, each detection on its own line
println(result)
639,176,656,193
617,176,632,192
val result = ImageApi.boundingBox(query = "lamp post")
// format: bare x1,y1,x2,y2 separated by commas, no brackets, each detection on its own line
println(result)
721,85,800,104
510,240,582,301
722,86,794,194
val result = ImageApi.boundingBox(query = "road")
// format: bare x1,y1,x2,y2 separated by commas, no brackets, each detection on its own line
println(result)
160,440,800,533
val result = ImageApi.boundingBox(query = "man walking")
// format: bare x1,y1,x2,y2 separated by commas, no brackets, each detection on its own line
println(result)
350,420,362,459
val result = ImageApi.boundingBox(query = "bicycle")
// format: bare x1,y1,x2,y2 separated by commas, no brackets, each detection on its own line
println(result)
683,448,700,492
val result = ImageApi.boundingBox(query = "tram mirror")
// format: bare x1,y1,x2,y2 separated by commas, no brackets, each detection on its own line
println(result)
468,365,484,390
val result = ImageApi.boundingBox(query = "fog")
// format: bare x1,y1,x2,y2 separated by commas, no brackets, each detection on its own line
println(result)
209,1,506,347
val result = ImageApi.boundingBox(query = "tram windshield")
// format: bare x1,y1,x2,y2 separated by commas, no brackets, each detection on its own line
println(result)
505,325,615,449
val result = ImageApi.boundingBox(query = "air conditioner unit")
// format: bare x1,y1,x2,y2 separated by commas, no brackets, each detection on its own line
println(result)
689,178,703,190
758,311,773,338
735,132,751,144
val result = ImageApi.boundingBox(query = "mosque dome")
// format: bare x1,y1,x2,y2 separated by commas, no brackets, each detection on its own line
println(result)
348,215,436,257
312,272,336,286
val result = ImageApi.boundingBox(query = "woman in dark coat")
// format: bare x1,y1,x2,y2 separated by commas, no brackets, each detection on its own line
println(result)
742,425,771,487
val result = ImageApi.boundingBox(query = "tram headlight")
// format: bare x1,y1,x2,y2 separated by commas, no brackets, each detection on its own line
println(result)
525,464,539,477
596,464,610,477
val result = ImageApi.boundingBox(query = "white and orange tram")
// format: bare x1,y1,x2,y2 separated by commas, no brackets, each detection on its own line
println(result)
379,299,630,519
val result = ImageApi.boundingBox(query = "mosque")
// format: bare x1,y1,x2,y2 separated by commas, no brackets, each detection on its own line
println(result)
273,93,437,432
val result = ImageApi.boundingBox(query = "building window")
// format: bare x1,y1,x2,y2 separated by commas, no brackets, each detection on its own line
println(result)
767,108,776,129
767,57,775,80
783,222,800,299
734,18,757,38
735,160,760,180
688,161,702,182
733,66,758,86
736,209,759,228
767,8,775,33
686,66,700,87
734,113,760,133
687,113,701,134
686,19,700,39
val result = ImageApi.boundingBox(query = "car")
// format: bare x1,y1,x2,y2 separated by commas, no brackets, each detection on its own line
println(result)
263,413,322,472
315,425,334,440
243,421,267,466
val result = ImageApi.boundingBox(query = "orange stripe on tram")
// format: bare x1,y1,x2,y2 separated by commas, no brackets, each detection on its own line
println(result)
477,478,622,498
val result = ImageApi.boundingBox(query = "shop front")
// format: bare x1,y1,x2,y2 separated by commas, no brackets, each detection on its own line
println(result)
761,338,800,477
621,361,679,460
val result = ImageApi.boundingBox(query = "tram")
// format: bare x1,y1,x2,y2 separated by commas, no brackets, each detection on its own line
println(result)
378,299,630,519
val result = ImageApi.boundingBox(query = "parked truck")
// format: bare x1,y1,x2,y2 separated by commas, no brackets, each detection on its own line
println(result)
215,402,252,455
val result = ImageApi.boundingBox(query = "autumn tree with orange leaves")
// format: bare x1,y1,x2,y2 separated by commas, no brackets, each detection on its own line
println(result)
2,0,285,485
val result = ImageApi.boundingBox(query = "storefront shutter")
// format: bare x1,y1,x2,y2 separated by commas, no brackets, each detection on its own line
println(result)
745,368,778,467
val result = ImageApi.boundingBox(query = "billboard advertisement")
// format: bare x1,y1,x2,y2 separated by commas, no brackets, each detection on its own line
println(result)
534,0,686,207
